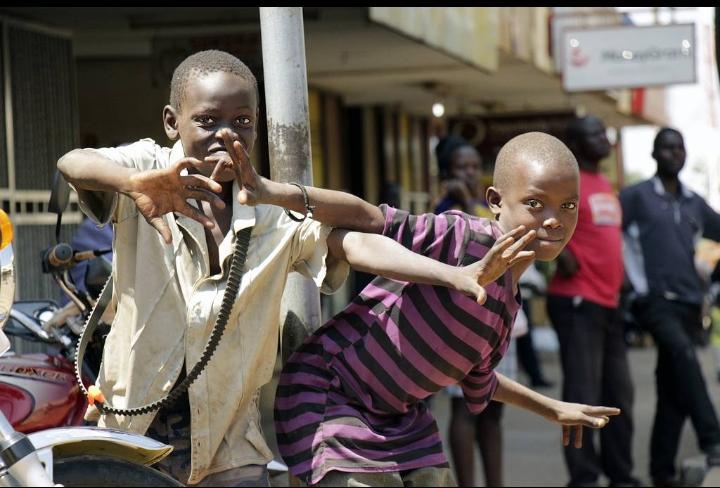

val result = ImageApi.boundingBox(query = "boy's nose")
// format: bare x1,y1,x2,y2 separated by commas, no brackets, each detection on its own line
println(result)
543,217,561,229
215,127,238,141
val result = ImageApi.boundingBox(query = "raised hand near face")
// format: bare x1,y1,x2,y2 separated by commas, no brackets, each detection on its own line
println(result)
209,128,266,206
128,157,224,244
464,225,536,304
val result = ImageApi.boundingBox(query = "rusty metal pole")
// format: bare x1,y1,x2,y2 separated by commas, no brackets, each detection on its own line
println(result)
259,7,321,362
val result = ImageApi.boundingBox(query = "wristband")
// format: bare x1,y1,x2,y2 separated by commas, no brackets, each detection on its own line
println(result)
284,182,315,222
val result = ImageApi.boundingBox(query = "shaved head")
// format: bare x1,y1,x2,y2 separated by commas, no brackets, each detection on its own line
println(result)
486,132,580,262
493,132,578,190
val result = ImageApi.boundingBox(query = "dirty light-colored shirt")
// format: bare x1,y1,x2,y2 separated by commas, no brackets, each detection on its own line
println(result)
74,138,348,484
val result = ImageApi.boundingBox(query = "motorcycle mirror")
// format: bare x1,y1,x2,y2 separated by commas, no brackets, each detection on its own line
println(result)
48,170,71,215
48,171,71,244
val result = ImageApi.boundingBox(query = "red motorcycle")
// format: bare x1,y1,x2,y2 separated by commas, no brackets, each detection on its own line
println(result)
0,203,180,486
0,222,111,434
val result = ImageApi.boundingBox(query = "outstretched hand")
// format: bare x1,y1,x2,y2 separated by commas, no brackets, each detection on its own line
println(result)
464,225,536,304
216,129,265,206
128,157,224,244
549,401,621,448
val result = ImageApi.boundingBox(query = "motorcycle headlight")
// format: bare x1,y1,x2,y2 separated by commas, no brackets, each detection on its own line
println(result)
0,209,15,330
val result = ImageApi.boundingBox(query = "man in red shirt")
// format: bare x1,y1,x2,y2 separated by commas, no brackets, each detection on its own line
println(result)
547,115,639,487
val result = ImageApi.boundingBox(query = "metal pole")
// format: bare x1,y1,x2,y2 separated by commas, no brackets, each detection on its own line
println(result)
259,7,321,362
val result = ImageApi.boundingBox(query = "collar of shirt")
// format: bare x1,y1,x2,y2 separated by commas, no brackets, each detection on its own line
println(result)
652,175,693,201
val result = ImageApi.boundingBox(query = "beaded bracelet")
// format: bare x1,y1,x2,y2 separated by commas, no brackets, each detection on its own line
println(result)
284,182,315,222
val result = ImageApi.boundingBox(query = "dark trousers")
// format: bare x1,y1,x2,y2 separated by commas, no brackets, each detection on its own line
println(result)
547,295,635,486
517,300,548,385
636,296,720,482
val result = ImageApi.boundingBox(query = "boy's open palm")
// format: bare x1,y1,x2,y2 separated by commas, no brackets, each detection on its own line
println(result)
467,226,536,304
128,158,224,244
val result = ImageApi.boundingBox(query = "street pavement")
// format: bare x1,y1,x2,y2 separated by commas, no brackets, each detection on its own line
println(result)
261,328,720,486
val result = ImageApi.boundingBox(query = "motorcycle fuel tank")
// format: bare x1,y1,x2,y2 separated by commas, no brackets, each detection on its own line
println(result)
0,353,86,432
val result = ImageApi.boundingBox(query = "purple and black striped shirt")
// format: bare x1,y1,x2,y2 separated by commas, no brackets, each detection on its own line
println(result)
274,205,521,484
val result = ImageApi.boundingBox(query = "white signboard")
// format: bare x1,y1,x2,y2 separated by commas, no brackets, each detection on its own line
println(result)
562,23,696,92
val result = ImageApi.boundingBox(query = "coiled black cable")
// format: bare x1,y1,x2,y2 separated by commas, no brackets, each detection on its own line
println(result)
75,227,252,416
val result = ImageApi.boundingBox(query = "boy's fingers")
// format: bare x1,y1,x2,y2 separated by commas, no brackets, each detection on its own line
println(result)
220,129,241,162
585,406,621,417
184,189,226,209
497,225,525,242
491,236,516,256
149,217,172,245
208,157,231,182
234,138,251,161
475,286,487,305
508,250,535,267
574,426,583,448
175,157,204,173
234,141,254,177
180,174,223,193
562,426,570,447
505,229,537,255
179,203,215,229
237,189,256,206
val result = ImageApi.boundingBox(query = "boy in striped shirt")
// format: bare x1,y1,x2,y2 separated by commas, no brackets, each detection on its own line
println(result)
225,131,621,486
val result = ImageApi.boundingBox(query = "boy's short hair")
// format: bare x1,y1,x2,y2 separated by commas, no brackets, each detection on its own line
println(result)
170,50,258,112
493,132,577,190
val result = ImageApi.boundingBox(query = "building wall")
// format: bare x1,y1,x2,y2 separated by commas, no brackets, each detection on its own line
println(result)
77,58,169,148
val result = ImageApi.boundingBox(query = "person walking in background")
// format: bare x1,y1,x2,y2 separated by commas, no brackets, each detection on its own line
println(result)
547,115,638,487
517,262,554,389
434,135,492,218
434,136,511,486
621,127,720,487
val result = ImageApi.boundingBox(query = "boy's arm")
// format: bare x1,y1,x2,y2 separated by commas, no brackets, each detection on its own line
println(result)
264,182,386,234
220,130,384,233
492,372,620,448
327,225,537,304
58,148,224,243
327,229,479,298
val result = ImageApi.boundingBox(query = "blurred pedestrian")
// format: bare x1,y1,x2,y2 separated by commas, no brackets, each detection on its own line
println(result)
434,135,492,218
621,127,720,486
548,115,638,487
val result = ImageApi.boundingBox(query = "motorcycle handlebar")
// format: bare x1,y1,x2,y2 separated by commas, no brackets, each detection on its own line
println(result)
42,244,106,273
43,243,73,271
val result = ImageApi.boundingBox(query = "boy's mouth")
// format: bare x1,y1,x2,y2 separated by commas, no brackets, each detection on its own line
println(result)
208,147,229,156
536,236,564,243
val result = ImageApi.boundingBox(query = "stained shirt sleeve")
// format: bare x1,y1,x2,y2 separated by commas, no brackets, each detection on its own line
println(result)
71,139,160,225
288,214,350,294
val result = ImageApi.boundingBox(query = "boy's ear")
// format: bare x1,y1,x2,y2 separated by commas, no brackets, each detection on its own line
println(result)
163,105,179,141
486,186,502,219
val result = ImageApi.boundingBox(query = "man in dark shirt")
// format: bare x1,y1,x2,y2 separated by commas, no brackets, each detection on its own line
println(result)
548,115,637,487
621,127,720,486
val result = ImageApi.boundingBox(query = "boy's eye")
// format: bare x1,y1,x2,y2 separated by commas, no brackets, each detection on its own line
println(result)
527,199,542,209
234,117,252,126
562,202,578,210
196,116,215,125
